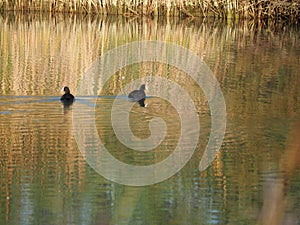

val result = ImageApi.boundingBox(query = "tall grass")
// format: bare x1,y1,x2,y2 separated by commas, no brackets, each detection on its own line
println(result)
0,0,299,20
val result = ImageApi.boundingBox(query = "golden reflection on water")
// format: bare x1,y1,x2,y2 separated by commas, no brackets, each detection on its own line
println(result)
96,97,182,166
0,13,300,225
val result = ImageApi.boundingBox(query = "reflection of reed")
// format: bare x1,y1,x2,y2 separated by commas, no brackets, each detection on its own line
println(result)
1,14,298,99
95,97,181,165
0,13,299,224
0,100,88,224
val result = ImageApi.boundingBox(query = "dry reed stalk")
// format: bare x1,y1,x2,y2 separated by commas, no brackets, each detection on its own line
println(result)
0,0,298,20
0,0,300,20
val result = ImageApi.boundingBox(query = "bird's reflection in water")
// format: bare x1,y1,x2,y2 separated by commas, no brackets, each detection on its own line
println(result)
62,98,74,107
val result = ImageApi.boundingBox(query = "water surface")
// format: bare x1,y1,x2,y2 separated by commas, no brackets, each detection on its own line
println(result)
0,14,300,225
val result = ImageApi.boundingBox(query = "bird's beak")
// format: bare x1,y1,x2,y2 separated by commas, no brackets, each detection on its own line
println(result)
61,87,65,92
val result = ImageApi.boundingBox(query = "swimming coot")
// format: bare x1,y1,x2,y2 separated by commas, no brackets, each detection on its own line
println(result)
128,84,146,107
60,86,75,106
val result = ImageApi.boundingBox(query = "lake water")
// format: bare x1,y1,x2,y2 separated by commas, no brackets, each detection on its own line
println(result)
0,13,300,225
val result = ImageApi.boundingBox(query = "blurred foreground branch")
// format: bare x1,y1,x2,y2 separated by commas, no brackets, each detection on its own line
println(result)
259,117,300,225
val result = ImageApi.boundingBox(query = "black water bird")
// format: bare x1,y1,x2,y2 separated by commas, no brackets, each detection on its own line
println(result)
60,86,75,107
128,84,146,107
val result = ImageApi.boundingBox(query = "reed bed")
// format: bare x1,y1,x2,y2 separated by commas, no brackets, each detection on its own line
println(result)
0,0,300,20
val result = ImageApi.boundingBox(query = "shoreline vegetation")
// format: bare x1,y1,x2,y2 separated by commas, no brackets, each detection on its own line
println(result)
0,0,299,20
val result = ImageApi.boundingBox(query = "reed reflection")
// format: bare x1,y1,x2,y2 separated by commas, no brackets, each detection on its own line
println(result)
0,13,299,225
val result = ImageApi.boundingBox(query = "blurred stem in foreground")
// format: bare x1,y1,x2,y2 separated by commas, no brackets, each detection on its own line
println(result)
258,117,300,225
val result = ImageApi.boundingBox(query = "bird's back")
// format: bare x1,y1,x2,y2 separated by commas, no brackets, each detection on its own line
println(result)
128,90,145,100
61,93,74,101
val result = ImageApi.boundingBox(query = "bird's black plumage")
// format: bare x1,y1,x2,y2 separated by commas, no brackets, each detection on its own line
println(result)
60,86,75,107
128,84,146,107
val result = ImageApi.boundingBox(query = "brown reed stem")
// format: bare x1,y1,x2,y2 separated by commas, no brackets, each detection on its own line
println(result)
0,0,299,20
